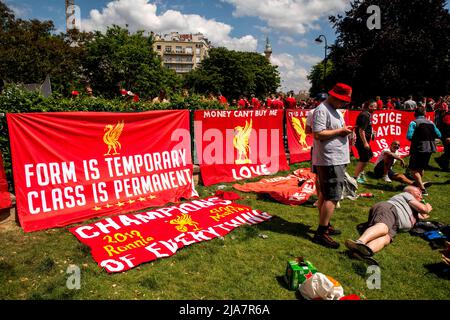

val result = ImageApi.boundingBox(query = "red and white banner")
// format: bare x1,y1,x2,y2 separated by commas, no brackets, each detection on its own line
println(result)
7,110,197,232
194,109,289,186
286,110,314,163
0,151,12,210
233,168,316,205
347,110,436,162
69,197,272,273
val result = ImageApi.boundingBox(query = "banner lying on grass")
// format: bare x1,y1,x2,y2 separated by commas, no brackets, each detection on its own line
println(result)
7,110,197,232
347,110,436,162
0,151,12,209
233,168,316,205
69,197,272,273
194,109,289,186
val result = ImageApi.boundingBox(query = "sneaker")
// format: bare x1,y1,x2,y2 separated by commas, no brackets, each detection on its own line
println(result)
328,224,342,236
421,188,429,196
345,239,374,257
349,251,379,266
313,232,340,249
356,177,366,184
336,201,341,209
423,181,433,189
382,175,392,183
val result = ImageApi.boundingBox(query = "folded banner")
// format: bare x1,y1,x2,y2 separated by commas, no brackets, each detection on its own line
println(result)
233,168,316,205
347,110,436,162
0,151,12,210
69,197,272,273
286,110,314,163
7,110,197,232
194,109,289,186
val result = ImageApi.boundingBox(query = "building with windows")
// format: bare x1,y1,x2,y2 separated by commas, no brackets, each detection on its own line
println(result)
152,32,212,74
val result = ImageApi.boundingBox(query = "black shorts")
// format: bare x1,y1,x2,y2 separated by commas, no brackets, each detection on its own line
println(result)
356,142,374,162
408,152,432,170
315,165,346,202
367,202,399,241
373,161,396,179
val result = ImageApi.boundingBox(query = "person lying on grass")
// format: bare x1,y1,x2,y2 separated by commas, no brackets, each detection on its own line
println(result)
345,186,432,264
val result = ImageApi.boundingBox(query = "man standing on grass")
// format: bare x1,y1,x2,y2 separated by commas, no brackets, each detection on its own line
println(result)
354,100,376,184
345,186,432,265
311,83,353,249
406,107,441,196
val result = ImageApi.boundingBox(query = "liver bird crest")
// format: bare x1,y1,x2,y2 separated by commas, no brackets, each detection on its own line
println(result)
103,120,124,156
169,213,201,233
233,119,252,164
291,117,310,150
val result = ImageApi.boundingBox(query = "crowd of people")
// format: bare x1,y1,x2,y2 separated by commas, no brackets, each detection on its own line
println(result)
308,82,448,266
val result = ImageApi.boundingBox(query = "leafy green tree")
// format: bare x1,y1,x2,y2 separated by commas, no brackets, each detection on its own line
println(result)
184,47,280,100
83,25,181,99
307,60,334,97
328,0,450,103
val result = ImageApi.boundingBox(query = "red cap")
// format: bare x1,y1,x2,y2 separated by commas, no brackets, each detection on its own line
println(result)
328,83,352,103
120,89,127,96
71,90,79,96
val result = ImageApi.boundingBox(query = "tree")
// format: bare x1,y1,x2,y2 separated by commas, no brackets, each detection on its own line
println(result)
184,47,280,100
0,1,89,95
83,25,181,99
307,60,334,98
328,0,450,103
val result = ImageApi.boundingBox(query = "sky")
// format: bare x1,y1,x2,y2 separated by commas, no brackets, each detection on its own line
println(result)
4,0,353,93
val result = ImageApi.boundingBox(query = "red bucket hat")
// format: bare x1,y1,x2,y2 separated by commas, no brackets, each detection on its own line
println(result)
328,83,352,103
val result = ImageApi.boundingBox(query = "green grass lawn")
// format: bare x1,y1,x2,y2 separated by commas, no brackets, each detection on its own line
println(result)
1,154,449,300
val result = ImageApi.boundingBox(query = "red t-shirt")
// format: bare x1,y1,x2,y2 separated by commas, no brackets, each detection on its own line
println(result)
285,97,297,109
266,98,273,108
377,99,383,109
251,97,261,109
386,101,394,110
219,95,228,105
273,99,284,109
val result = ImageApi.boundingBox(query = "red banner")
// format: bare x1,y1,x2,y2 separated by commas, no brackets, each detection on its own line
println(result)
0,151,12,209
233,168,316,205
69,197,272,273
7,111,197,232
348,110,436,162
286,110,314,163
194,109,289,186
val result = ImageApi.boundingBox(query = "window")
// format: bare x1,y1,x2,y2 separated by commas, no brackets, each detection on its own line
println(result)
176,46,183,53
185,46,193,54
196,57,201,64
156,45,161,50
165,46,172,52
196,48,200,55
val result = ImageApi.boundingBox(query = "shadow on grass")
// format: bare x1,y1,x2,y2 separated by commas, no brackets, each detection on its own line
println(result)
257,215,314,241
423,263,450,280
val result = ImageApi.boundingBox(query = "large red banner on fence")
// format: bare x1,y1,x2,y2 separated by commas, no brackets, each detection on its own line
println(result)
69,197,272,273
347,110,436,162
194,109,289,186
7,111,197,232
286,110,314,163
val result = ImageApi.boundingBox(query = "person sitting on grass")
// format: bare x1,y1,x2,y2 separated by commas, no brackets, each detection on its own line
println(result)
373,140,432,189
345,186,432,265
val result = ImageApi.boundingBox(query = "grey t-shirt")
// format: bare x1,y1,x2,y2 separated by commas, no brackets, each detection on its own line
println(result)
311,102,350,166
387,192,417,230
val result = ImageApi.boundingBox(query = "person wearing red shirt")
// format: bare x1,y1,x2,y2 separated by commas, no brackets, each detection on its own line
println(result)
238,95,249,109
285,91,297,109
375,96,383,109
251,94,261,109
273,93,285,109
266,94,275,108
385,97,394,110
218,92,228,108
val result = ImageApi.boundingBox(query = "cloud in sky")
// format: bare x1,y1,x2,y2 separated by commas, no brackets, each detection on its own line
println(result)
81,0,257,51
270,53,311,92
225,0,348,34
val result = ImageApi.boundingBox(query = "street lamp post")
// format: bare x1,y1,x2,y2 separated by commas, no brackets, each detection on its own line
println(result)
315,35,328,91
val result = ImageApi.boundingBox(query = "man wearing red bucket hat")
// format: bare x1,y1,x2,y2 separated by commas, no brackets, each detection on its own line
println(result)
311,83,353,249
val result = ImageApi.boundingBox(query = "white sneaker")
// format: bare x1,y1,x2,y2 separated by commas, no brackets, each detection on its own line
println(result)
382,175,392,183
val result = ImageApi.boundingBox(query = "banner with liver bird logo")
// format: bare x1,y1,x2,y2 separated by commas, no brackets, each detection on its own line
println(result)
194,109,289,186
286,109,314,163
7,110,197,232
69,196,272,273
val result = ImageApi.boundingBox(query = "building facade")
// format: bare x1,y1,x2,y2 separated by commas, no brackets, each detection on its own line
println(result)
152,32,212,74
